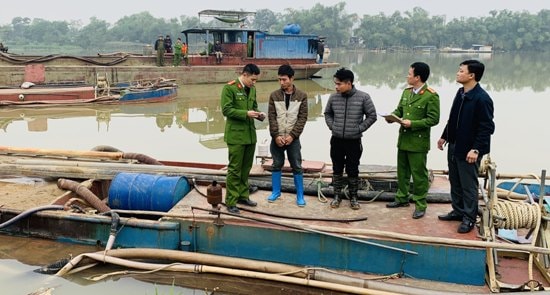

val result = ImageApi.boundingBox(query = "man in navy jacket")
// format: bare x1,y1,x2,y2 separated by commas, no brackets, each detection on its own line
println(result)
437,60,495,234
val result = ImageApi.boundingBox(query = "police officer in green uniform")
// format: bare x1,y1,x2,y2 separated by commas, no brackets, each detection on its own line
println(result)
221,63,263,214
154,35,165,67
386,62,440,219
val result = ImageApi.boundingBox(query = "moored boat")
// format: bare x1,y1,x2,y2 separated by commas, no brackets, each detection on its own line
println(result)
0,146,549,293
0,10,338,86
0,78,178,106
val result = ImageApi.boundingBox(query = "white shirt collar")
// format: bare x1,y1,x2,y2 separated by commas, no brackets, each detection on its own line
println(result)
413,84,425,94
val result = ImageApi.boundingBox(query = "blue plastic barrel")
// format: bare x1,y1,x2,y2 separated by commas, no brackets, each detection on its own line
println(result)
108,173,191,212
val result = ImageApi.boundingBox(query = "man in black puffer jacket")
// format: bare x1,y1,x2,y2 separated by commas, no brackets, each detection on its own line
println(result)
324,67,377,210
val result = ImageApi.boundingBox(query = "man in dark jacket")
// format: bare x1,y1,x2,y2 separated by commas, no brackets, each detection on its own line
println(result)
437,60,495,234
164,35,173,53
317,40,325,64
324,67,377,210
154,35,165,67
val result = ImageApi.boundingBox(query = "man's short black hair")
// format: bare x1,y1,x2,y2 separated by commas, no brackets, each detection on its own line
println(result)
278,64,294,77
242,63,260,75
410,62,430,82
333,67,354,83
461,60,485,82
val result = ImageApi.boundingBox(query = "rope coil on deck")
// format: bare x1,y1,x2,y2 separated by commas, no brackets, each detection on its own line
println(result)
492,200,541,229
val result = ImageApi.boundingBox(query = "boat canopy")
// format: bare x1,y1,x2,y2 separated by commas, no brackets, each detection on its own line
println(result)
198,10,256,24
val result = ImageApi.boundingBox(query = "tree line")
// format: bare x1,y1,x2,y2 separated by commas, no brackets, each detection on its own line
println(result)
0,3,548,55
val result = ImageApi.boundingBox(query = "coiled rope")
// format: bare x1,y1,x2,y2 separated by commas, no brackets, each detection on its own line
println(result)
492,198,541,282
492,200,540,229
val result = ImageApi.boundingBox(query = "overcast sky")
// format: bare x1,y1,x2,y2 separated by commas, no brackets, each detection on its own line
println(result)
0,0,546,25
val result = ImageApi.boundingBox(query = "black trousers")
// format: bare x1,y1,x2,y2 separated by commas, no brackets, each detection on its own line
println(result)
330,136,362,177
447,143,481,223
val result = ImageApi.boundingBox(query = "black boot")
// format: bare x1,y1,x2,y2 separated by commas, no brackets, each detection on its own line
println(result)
348,176,360,210
330,174,343,208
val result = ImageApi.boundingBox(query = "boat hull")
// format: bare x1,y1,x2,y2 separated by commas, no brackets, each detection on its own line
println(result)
0,84,177,106
0,86,96,103
0,177,486,287
118,86,177,103
0,54,338,85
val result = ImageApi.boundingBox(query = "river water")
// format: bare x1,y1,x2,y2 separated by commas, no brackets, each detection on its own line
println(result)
1,50,549,294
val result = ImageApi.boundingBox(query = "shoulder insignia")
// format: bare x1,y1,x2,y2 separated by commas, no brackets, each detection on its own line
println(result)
426,87,437,94
227,80,236,85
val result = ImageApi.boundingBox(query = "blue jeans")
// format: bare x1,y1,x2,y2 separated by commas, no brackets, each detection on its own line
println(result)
270,138,303,174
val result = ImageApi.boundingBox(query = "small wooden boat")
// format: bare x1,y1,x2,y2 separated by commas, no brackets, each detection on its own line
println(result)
0,78,177,106
111,78,178,104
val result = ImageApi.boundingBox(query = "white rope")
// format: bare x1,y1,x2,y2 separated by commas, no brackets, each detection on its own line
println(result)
314,173,328,203
492,200,541,229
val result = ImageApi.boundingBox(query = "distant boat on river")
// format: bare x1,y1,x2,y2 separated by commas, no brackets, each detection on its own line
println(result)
0,10,338,86
439,44,493,53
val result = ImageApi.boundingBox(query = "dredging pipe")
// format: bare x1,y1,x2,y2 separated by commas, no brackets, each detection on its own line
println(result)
56,251,400,295
55,249,511,295
0,205,64,229
57,178,110,213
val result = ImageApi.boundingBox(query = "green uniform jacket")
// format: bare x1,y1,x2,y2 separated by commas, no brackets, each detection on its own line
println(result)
392,84,440,152
174,41,182,55
221,79,259,145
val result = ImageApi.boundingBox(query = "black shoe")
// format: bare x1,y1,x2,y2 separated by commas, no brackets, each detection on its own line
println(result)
249,185,259,194
350,198,360,210
330,198,341,208
227,206,240,214
438,211,463,221
386,201,410,208
412,209,425,219
457,220,475,233
237,198,257,207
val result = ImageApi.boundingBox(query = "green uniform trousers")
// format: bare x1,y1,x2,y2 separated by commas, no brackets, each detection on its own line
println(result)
395,149,429,211
225,143,255,206
173,52,182,66
156,50,165,66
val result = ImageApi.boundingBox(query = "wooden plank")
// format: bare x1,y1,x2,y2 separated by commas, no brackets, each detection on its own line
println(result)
0,146,123,160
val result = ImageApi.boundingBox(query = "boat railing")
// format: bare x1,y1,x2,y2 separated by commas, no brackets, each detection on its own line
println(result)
481,155,549,291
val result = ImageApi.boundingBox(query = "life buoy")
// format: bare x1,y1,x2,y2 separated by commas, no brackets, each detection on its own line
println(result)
18,94,24,101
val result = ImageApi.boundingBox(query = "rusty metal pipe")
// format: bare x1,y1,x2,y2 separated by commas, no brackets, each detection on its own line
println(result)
57,178,110,213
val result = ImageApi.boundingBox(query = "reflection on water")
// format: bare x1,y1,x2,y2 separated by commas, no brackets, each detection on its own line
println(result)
0,79,331,131
0,102,180,133
330,50,550,93
0,54,548,173
0,79,329,154
0,235,197,295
